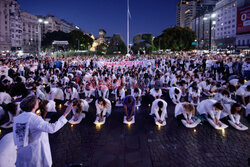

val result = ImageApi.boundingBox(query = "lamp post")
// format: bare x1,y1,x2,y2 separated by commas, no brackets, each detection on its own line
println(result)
38,19,49,59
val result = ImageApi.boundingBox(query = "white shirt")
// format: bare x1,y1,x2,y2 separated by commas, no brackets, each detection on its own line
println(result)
95,98,112,116
197,99,221,120
150,99,168,121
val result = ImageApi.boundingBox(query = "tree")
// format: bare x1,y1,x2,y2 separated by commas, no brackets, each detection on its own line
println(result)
107,34,127,54
68,30,93,50
42,31,69,50
153,26,196,51
131,34,153,54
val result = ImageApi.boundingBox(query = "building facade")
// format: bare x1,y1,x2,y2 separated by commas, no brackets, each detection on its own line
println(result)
21,11,38,53
236,1,250,53
213,0,237,50
0,0,11,51
9,0,23,50
177,0,197,29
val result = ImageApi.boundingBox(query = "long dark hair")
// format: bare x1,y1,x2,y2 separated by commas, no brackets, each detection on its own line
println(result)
231,103,242,115
98,97,107,107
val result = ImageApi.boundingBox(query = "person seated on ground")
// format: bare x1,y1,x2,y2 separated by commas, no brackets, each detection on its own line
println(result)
235,85,250,106
0,102,18,128
188,86,201,105
45,86,64,105
198,79,212,97
131,87,141,106
150,99,168,124
169,86,182,104
122,95,136,122
228,103,244,128
0,92,12,105
95,97,112,123
175,102,196,123
84,82,94,102
197,99,224,126
97,84,109,99
71,98,89,121
13,95,73,167
115,86,125,105
150,86,162,100
64,85,79,102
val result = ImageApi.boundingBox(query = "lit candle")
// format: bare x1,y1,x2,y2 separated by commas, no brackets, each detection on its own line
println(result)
13,97,17,101
59,104,62,109
157,124,161,130
71,124,74,128
127,122,132,128
36,109,41,115
193,129,197,134
148,104,151,107
222,129,225,136
244,79,247,83
0,129,1,134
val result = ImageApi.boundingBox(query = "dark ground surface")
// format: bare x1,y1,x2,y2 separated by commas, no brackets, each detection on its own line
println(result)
1,91,250,167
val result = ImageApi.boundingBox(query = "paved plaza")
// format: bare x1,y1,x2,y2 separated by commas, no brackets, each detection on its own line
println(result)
50,92,250,167
1,92,250,167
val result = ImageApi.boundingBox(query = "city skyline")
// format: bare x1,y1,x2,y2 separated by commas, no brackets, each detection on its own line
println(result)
19,0,179,42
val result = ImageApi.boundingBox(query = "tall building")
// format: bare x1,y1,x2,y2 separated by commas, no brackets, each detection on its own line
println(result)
38,15,77,36
176,0,197,29
213,0,237,50
21,11,38,53
236,0,250,53
0,0,11,51
9,0,23,50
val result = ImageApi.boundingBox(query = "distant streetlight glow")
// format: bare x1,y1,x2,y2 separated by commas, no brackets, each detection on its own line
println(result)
44,20,49,24
38,19,43,23
211,13,216,18
203,17,208,21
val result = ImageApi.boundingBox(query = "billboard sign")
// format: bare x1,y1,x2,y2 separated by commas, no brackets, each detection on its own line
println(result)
237,4,250,34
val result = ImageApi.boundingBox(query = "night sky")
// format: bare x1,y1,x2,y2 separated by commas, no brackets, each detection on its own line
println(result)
19,0,178,43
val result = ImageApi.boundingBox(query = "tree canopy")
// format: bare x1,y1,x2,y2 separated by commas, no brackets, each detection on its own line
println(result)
153,26,196,51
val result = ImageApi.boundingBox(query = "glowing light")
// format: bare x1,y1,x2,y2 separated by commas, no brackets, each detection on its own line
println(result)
244,79,247,83
13,97,17,101
36,109,41,115
38,19,43,23
193,129,197,134
71,124,74,128
211,13,216,18
59,104,62,109
127,122,132,128
0,129,1,134
222,129,225,136
148,104,151,107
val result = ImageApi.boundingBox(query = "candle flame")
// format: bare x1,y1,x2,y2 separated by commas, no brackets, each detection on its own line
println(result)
222,128,225,136
193,129,197,133
71,124,74,128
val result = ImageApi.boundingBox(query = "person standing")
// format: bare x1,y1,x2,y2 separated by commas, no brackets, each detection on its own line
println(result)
13,95,73,167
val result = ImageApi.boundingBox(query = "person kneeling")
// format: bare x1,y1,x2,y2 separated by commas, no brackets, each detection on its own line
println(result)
175,102,200,128
95,97,112,124
228,103,248,130
123,95,136,124
69,98,89,124
150,99,168,126
197,99,228,129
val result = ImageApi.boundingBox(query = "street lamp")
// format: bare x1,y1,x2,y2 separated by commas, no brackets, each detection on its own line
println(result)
38,19,49,59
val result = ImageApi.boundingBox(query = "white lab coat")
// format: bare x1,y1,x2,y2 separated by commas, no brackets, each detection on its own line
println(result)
169,87,182,104
13,112,68,167
150,99,168,121
197,99,221,120
95,98,112,116
0,92,12,105
174,103,193,120
64,87,79,101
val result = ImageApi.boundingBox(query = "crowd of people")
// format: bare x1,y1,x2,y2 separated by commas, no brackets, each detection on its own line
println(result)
0,53,249,166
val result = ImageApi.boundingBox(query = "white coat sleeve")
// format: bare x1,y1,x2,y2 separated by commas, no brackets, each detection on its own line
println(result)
33,115,68,134
229,114,236,123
